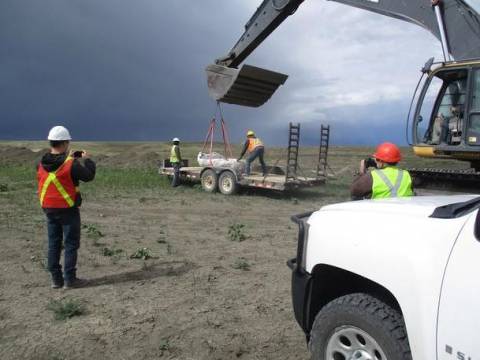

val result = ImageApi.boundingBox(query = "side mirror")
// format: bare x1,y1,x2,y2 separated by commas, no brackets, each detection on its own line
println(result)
422,57,435,74
418,115,423,123
475,209,480,241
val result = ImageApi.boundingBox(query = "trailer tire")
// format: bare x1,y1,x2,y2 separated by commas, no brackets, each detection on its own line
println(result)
201,169,217,193
309,293,411,360
218,171,238,195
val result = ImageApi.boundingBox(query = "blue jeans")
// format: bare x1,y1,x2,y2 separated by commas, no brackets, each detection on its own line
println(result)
246,147,267,176
46,208,81,283
171,162,181,187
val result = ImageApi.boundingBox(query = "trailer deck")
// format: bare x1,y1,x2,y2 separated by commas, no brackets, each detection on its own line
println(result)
160,166,324,192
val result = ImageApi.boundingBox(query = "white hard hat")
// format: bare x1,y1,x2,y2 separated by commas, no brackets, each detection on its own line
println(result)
172,137,180,142
48,126,72,141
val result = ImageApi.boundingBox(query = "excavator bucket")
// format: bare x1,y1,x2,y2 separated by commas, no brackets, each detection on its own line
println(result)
206,64,288,107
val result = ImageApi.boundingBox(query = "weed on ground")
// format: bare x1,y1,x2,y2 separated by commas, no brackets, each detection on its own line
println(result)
130,247,153,260
232,257,250,271
47,298,85,320
228,223,247,242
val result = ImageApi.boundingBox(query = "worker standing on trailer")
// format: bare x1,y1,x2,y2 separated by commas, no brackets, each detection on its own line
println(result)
351,142,413,200
170,137,182,187
37,126,96,289
238,130,267,176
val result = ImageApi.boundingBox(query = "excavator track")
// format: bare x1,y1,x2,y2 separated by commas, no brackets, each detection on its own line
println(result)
408,168,480,192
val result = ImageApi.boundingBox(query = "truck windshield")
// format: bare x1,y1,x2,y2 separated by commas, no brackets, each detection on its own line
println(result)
465,0,480,13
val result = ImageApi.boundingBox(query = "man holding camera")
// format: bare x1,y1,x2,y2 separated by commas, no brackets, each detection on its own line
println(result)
37,126,96,289
351,142,413,200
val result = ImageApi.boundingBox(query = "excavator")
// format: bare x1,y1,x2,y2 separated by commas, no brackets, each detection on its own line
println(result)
206,0,480,184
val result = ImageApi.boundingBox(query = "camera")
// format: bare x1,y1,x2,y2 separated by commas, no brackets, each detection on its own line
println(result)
364,157,377,169
72,151,84,158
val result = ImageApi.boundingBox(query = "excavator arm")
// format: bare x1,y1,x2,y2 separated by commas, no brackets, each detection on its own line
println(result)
215,0,305,68
206,0,480,107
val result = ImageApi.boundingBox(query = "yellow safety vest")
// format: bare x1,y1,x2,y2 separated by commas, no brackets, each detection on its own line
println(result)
371,167,413,199
170,145,180,163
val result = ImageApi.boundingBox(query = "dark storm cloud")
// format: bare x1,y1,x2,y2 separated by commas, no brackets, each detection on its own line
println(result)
0,0,437,145
0,0,247,141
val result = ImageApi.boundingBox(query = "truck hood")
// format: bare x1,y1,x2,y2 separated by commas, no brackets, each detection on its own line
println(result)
305,194,479,295
316,194,479,219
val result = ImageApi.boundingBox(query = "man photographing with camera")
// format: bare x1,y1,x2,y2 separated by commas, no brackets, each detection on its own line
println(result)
37,126,96,289
351,142,413,200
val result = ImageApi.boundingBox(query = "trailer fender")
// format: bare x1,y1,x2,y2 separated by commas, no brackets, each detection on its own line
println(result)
218,169,240,183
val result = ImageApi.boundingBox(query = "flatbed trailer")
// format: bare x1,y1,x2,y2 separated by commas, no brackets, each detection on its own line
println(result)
160,164,324,195
161,123,330,195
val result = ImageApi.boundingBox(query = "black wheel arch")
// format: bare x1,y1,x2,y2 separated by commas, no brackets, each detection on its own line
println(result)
304,264,403,336
218,168,239,182
200,167,215,177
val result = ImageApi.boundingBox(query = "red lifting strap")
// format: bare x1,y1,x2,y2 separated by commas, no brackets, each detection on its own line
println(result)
201,103,233,166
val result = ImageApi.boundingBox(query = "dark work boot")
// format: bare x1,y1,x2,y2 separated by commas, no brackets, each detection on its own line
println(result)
51,276,64,289
63,278,88,290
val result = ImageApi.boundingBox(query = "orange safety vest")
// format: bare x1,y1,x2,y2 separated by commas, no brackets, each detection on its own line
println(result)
37,156,79,208
247,137,264,152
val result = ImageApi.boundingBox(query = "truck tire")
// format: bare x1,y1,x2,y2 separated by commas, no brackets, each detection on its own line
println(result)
309,293,412,360
218,171,238,195
201,169,217,193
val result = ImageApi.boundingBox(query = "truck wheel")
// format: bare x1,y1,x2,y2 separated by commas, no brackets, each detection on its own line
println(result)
218,171,238,195
309,293,411,360
201,169,217,193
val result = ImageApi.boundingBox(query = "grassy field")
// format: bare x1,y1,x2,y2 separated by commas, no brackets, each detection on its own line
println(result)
0,141,469,360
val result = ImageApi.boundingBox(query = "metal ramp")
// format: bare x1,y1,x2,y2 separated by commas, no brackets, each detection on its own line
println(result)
286,122,300,181
316,125,330,179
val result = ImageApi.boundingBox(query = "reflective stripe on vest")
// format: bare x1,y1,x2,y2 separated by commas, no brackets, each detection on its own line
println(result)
170,145,179,163
371,167,413,199
38,156,78,208
247,137,264,152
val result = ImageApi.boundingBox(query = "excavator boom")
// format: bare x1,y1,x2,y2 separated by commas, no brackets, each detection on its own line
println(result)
215,0,305,68
207,0,480,107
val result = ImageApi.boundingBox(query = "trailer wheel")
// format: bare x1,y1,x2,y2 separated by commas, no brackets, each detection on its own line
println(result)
201,169,217,193
309,293,411,360
218,171,238,195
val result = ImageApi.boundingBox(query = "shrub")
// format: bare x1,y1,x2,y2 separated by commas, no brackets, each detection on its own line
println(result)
130,247,152,260
228,223,247,242
232,257,250,271
47,298,85,320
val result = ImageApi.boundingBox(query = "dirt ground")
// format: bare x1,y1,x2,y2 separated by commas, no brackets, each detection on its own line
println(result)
0,142,472,360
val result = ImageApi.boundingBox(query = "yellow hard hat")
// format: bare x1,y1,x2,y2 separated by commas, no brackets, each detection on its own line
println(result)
247,130,255,136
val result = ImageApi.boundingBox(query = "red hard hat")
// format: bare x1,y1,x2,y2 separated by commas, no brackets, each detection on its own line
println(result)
373,142,401,163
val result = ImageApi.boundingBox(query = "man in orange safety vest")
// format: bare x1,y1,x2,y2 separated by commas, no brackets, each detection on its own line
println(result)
37,126,96,289
238,130,267,176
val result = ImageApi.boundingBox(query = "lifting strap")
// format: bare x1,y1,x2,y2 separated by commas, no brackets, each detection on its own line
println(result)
201,102,233,166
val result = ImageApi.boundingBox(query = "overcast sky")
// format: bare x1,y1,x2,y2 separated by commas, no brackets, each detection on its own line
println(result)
0,0,443,145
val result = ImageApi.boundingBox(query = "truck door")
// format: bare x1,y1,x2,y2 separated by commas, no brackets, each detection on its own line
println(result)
437,210,480,359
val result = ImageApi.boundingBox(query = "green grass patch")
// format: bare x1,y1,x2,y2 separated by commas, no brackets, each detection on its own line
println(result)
47,298,85,320
87,167,170,192
83,224,104,239
101,247,123,257
232,257,250,271
228,223,247,242
130,247,153,260
159,338,170,351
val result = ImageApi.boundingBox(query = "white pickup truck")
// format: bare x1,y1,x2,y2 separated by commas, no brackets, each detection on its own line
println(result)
288,195,480,360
